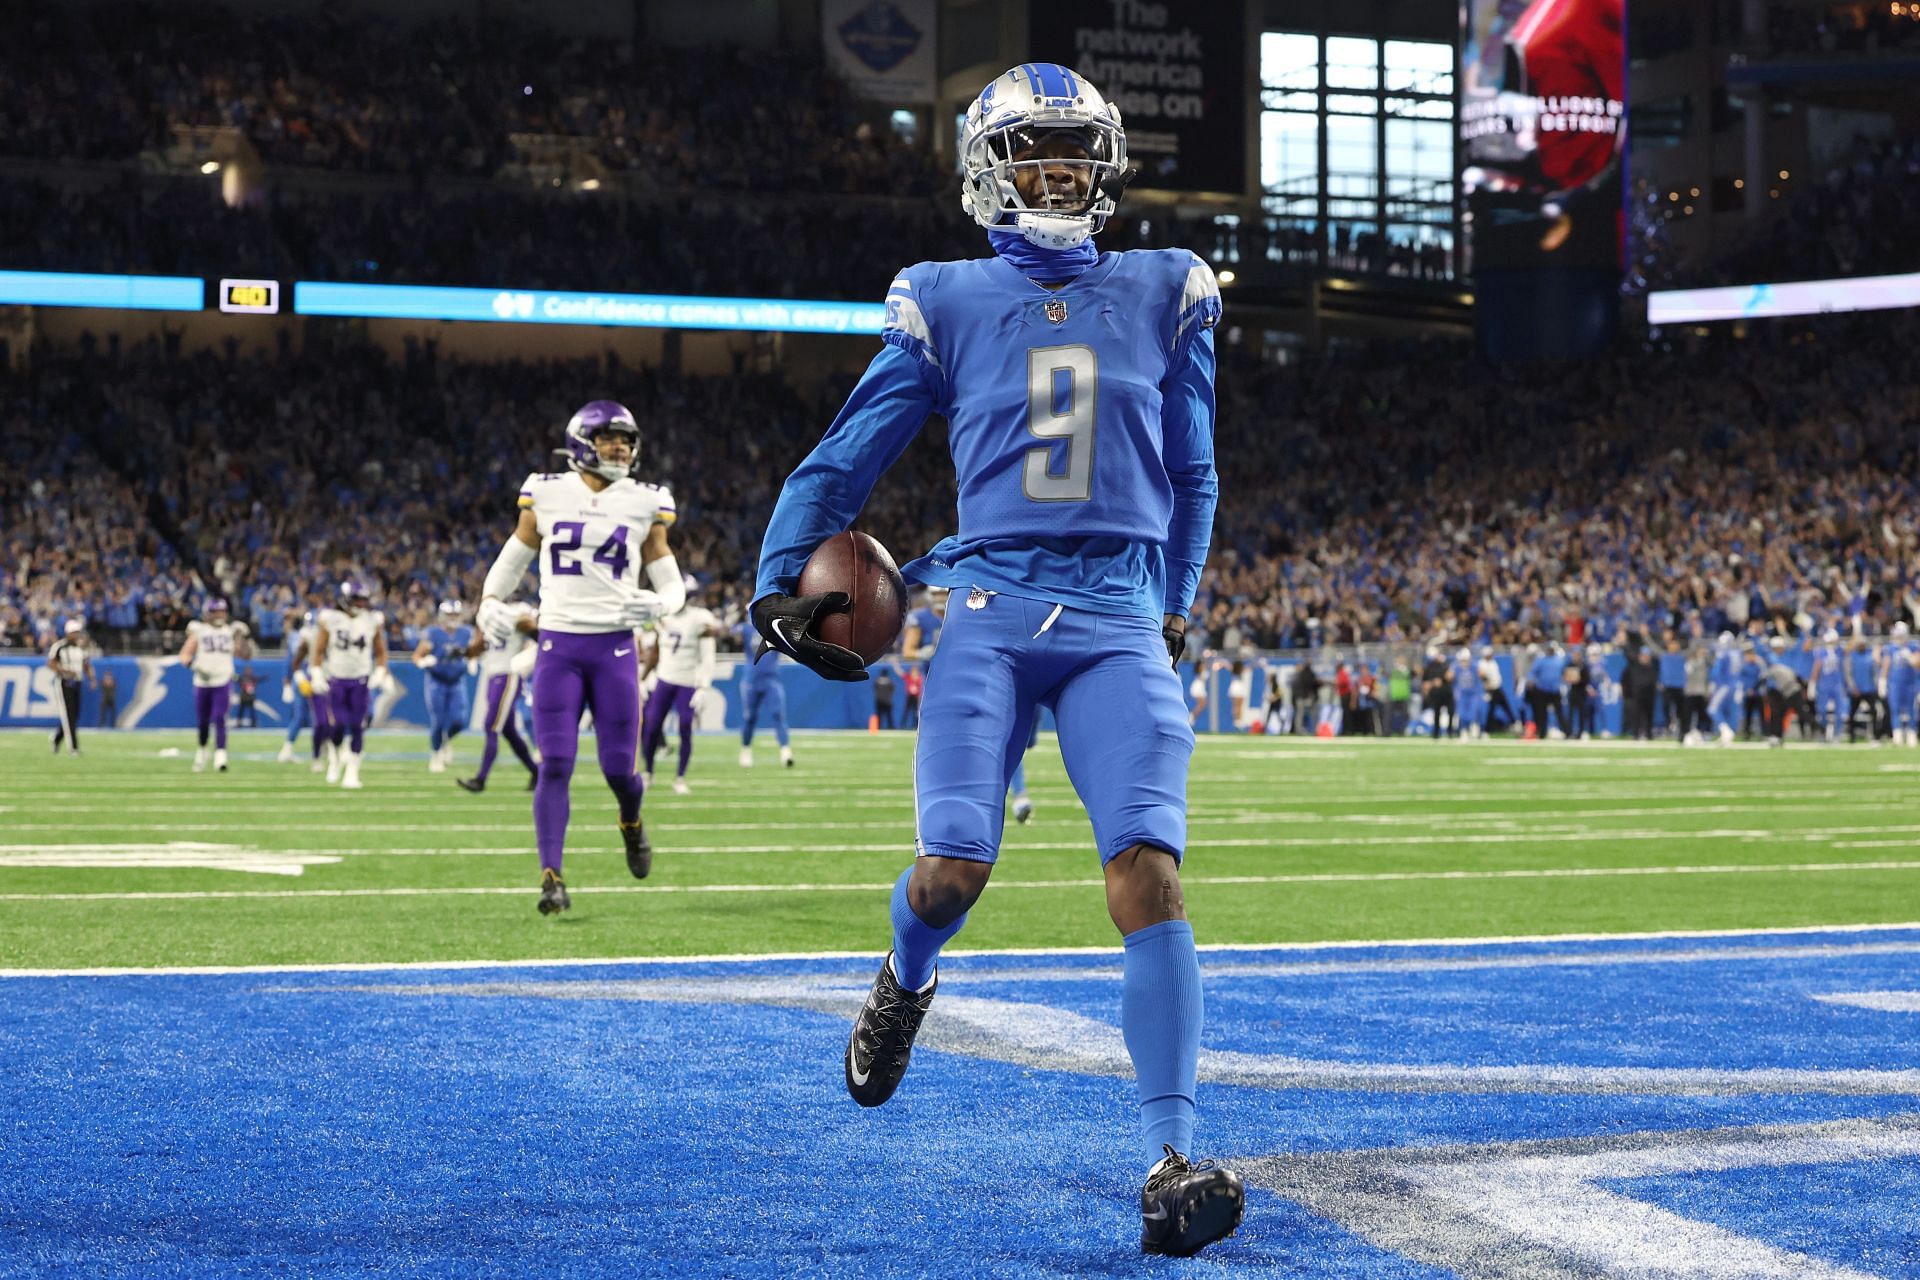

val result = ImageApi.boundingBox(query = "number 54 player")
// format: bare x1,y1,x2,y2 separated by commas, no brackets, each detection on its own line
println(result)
752,62,1242,1258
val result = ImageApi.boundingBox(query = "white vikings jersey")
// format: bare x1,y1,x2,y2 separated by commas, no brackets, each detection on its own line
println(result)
519,471,676,634
480,601,538,676
654,606,718,687
186,620,249,688
318,608,385,680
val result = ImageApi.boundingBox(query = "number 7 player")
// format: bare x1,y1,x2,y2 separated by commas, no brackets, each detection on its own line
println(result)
752,63,1242,1257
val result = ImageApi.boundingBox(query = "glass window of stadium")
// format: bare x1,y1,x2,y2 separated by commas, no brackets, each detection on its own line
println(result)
1259,32,1458,279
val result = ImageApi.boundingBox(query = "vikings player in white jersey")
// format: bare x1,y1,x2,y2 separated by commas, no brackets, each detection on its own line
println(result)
477,400,684,915
179,597,251,772
641,578,726,795
312,579,391,790
457,599,540,793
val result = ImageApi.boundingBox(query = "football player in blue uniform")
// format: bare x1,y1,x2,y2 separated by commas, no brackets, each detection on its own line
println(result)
736,621,794,769
415,599,475,772
1809,629,1847,743
751,63,1242,1256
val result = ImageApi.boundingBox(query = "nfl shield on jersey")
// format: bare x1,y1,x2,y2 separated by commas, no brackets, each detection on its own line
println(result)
519,471,676,634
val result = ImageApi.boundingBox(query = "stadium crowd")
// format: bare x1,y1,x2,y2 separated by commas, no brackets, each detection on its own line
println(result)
1,3,944,191
3,306,1914,659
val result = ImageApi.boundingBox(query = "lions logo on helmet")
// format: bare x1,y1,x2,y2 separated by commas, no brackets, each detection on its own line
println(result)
960,63,1130,250
562,400,641,482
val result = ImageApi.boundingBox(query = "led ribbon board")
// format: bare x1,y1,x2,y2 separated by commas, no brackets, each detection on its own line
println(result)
293,282,886,334
0,271,204,311
1648,271,1920,325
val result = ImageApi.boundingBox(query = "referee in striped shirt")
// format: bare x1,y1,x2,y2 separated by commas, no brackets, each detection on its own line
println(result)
47,620,93,754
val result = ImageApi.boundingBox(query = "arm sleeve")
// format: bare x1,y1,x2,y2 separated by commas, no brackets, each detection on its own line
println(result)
1159,326,1218,618
754,342,937,600
483,535,537,602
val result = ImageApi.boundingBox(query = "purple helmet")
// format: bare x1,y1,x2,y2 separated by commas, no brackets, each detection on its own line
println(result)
205,597,229,620
340,578,373,612
563,400,640,481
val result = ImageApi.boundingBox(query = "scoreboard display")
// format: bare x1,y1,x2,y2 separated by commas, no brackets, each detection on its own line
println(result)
218,278,280,314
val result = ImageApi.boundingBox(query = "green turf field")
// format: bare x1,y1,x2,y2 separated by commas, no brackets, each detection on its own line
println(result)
2,729,1916,970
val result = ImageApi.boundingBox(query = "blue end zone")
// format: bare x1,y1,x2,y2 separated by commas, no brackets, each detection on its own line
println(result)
4,929,1919,1277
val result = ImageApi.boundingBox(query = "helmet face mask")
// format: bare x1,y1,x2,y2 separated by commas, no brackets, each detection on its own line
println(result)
563,400,641,482
961,64,1129,249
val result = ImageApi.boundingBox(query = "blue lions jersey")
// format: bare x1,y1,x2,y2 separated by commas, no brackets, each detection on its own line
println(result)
905,605,943,652
737,621,782,687
424,625,472,684
1814,645,1845,688
756,249,1222,619
1710,650,1742,687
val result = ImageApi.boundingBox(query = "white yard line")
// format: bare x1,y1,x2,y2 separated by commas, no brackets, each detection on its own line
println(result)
2,858,1914,904
4,919,1918,979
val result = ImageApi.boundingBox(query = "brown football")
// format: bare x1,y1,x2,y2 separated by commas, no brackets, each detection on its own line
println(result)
796,531,909,666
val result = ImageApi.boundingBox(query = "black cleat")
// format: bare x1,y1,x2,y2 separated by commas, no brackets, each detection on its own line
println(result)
537,868,571,915
845,953,936,1107
620,820,652,879
1139,1145,1246,1257
456,776,484,793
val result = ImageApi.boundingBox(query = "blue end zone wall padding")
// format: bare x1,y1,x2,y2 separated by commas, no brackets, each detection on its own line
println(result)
3,928,1918,1278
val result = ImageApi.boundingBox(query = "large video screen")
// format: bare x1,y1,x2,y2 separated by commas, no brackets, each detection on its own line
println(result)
1460,0,1625,271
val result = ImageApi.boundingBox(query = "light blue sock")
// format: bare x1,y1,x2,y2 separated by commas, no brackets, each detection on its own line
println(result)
1122,919,1202,1169
889,865,966,990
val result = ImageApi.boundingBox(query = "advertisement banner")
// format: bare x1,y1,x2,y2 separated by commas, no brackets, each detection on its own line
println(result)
294,283,885,334
822,0,937,104
1459,0,1625,270
1027,0,1246,195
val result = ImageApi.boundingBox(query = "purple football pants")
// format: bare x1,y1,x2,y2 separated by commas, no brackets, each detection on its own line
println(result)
309,688,335,758
327,677,369,753
194,683,230,749
531,631,645,874
641,679,698,780
474,673,537,784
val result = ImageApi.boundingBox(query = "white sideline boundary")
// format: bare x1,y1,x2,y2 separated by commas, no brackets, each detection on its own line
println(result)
3,919,1918,980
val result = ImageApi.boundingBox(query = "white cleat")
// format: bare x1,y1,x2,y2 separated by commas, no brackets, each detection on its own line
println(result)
781,746,795,768
739,747,754,768
277,741,295,763
214,749,228,772
342,751,364,790
325,750,344,784
429,754,446,774
1718,725,1735,745
192,749,208,773
671,778,691,796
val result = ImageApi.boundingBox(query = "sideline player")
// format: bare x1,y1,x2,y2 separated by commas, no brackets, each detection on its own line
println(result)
642,578,725,794
415,599,474,773
751,63,1243,1257
1887,621,1918,747
736,621,794,768
312,580,390,789
180,597,250,772
476,400,684,914
458,598,539,793
1809,628,1847,744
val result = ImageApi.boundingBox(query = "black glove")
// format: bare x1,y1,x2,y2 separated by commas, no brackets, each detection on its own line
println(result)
751,592,869,683
1162,617,1187,668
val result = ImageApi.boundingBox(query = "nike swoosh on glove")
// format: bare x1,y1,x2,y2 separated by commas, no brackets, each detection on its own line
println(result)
751,592,869,682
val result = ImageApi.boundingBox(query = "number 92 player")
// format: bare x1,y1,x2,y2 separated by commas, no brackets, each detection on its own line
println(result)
751,63,1241,1256
477,401,684,915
